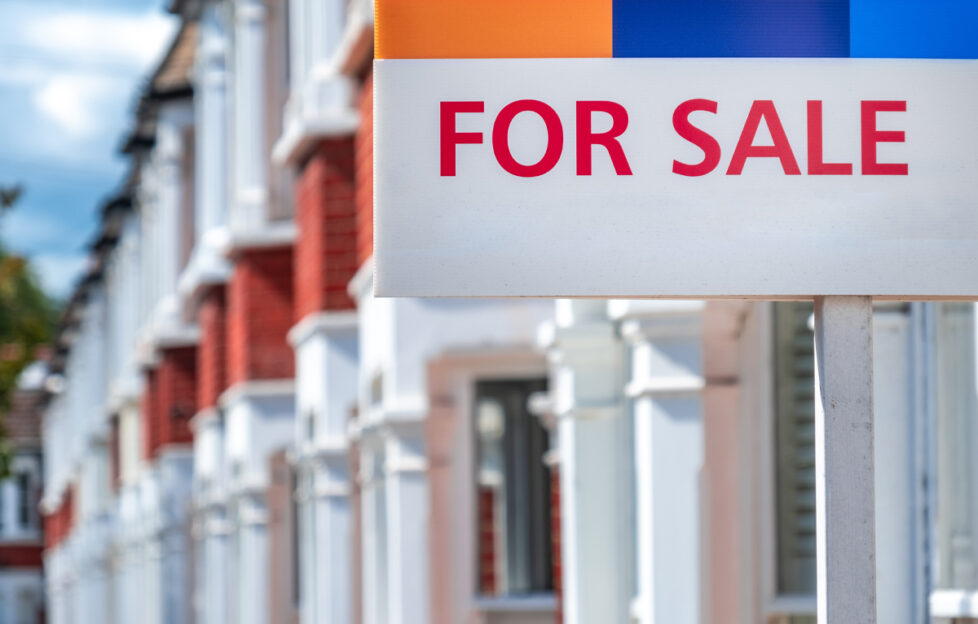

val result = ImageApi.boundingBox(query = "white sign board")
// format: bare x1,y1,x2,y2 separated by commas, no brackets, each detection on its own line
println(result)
374,58,978,298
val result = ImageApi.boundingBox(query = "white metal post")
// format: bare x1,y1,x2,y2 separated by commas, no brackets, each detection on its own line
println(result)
813,296,877,624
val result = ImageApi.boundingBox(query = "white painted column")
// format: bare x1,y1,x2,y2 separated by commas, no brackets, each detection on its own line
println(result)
813,296,876,624
384,423,429,624
202,506,230,624
195,1,230,240
550,300,632,624
235,492,270,624
360,442,388,624
291,314,359,624
312,455,352,623
618,301,705,624
232,0,268,231
872,303,927,624
157,126,181,301
930,302,978,619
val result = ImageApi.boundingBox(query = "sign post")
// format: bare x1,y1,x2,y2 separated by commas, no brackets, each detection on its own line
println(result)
373,2,978,622
814,296,876,624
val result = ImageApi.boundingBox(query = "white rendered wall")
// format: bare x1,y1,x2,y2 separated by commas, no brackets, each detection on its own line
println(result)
291,312,359,624
352,264,552,624
614,300,705,624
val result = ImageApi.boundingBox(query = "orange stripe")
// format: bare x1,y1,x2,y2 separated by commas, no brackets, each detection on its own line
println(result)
375,0,612,59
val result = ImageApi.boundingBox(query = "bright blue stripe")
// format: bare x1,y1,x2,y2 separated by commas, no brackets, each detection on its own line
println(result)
613,0,851,58
850,0,978,58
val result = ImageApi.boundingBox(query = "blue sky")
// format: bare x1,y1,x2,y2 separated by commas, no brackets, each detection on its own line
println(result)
0,0,176,299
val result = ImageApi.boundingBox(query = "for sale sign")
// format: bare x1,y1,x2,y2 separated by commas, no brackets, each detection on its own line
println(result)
373,0,978,298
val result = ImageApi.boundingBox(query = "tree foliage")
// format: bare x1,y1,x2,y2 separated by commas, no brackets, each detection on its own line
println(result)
0,185,58,416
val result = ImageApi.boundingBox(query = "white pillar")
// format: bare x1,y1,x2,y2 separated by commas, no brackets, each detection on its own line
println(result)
312,456,352,623
551,300,632,624
360,442,388,624
813,296,876,624
619,301,704,624
232,0,268,231
202,507,229,624
195,0,229,240
872,303,926,624
384,424,429,624
292,313,359,624
236,492,270,624
156,125,183,312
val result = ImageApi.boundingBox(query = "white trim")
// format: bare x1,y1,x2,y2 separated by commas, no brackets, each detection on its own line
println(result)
218,378,296,408
766,595,817,618
287,310,358,347
333,0,374,76
271,108,359,166
384,456,427,475
225,220,297,253
349,256,373,301
624,375,705,398
188,407,221,434
472,594,557,613
930,589,978,618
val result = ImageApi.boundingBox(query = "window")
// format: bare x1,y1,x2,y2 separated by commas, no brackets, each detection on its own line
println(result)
475,379,552,597
773,302,816,597
934,303,978,596
16,472,32,530
15,587,37,624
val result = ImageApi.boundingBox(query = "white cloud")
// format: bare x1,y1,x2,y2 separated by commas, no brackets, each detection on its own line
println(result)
0,5,175,167
0,62,50,86
35,73,121,137
22,10,175,71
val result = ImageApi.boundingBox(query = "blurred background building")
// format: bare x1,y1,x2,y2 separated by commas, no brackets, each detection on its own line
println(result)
15,1,978,624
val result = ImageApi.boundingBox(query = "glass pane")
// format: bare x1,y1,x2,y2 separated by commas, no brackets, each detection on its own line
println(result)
474,379,552,597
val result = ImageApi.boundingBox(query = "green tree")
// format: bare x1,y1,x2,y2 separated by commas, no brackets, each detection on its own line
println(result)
0,185,59,439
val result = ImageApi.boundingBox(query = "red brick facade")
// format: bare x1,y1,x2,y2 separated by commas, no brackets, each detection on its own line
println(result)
143,347,197,459
197,286,228,410
227,247,295,385
0,545,43,567
157,347,197,446
295,139,358,320
141,368,159,461
477,486,498,595
354,74,373,268
43,488,73,551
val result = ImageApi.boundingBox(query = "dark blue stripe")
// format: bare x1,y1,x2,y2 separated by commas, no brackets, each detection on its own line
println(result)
613,0,851,58
851,0,978,58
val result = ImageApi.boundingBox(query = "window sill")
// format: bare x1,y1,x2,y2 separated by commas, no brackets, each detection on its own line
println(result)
931,589,978,618
472,594,556,613
766,594,816,618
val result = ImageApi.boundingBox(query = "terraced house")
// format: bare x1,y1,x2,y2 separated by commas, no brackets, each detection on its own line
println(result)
34,1,978,624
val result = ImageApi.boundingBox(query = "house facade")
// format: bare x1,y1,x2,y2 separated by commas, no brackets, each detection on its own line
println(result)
36,2,978,624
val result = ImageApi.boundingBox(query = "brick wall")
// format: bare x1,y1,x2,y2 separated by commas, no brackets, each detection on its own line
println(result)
42,488,73,551
197,285,228,411
155,346,197,450
143,347,197,459
227,247,295,385
477,486,498,596
294,138,358,321
355,73,373,268
141,368,159,461
0,545,43,567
